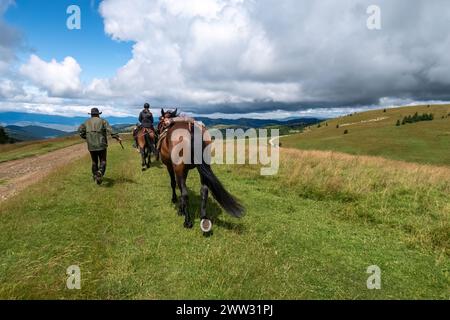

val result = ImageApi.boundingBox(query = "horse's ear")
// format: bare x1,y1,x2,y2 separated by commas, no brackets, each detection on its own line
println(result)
161,108,165,116
173,108,178,116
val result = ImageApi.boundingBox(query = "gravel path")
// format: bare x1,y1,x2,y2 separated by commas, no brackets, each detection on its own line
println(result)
0,143,88,202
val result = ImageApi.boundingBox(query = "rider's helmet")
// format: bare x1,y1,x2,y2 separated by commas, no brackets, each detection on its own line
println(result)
144,103,150,109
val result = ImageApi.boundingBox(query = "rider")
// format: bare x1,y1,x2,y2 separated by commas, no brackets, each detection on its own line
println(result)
133,103,155,148
78,108,121,185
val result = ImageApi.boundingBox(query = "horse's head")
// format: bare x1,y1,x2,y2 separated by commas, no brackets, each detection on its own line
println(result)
158,108,179,133
161,108,178,120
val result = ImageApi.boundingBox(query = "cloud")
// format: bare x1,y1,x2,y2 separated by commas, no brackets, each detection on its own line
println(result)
3,0,450,118
0,78,22,98
91,0,450,114
19,55,82,97
0,0,21,75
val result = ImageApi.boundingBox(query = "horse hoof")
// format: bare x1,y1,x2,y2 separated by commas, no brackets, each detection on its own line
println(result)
200,219,212,233
142,167,146,172
184,221,194,229
172,197,178,204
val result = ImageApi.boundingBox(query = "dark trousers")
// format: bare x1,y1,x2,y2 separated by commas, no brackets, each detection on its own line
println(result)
90,149,107,176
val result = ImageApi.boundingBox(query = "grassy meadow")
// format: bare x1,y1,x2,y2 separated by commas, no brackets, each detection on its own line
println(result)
281,105,450,166
0,135,81,163
0,139,448,299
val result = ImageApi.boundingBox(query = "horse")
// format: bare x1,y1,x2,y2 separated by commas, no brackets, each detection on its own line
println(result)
136,127,157,171
157,108,244,232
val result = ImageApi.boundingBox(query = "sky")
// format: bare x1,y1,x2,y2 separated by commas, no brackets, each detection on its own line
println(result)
1,0,450,119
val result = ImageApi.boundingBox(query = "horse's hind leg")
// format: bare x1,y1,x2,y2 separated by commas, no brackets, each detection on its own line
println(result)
176,169,193,229
199,178,212,233
140,148,146,171
168,166,177,204
147,148,151,168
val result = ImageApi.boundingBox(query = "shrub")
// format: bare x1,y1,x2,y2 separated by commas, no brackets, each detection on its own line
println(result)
401,113,434,125
396,120,401,126
344,129,349,135
0,126,11,144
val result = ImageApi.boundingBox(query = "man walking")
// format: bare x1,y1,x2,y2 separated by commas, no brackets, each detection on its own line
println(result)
78,108,121,185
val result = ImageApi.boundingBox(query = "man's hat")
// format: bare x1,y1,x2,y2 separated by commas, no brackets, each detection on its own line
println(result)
89,108,102,115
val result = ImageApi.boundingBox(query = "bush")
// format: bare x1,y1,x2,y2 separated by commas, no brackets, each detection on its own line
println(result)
344,129,349,135
336,124,340,129
0,126,11,144
396,120,401,126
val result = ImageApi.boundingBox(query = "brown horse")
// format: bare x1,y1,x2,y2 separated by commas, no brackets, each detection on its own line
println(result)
158,109,244,232
136,127,157,171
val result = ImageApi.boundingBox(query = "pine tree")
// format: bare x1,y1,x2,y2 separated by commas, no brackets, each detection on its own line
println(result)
396,120,401,126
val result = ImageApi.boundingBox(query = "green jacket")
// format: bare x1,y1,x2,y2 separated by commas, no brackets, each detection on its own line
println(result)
78,117,118,152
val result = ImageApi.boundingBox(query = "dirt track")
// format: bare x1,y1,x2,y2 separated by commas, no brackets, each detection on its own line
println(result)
0,143,88,202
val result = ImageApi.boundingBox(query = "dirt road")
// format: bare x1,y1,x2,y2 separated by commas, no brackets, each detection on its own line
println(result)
0,143,88,202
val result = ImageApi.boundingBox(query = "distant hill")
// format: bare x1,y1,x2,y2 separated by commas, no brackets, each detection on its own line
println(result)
195,117,321,129
5,125,70,141
0,111,322,135
281,104,450,166
0,112,137,131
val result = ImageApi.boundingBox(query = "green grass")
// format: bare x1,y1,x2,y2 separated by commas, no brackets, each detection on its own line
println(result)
0,135,81,163
0,141,448,299
281,105,450,166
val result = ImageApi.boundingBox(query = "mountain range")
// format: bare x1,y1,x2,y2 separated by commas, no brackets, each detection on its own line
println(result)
0,112,322,141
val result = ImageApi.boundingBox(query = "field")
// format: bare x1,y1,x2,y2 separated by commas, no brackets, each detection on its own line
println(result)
281,105,450,166
0,137,448,299
0,135,81,163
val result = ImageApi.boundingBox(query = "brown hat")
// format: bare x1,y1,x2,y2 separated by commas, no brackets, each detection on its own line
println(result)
89,108,102,115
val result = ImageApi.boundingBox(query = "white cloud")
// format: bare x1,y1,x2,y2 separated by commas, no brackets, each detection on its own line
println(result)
19,55,82,97
89,0,450,114
94,0,298,107
3,0,450,118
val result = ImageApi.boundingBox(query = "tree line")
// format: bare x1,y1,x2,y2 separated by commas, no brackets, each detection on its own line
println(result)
0,126,14,144
396,112,434,126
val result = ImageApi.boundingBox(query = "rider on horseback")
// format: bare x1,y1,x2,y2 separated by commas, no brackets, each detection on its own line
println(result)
133,103,156,148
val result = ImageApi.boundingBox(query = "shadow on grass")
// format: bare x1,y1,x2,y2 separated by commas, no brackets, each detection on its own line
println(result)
102,177,138,188
137,159,164,171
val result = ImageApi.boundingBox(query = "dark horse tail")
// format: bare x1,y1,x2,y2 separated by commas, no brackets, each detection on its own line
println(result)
197,164,245,218
191,123,244,218
144,130,155,154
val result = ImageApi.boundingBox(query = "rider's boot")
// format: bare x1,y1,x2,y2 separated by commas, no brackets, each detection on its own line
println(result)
96,162,106,185
92,163,98,182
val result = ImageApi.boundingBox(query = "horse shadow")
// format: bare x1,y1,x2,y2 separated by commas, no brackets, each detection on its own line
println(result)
172,188,246,235
102,177,138,188
148,160,163,169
